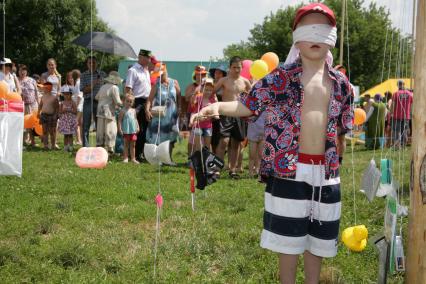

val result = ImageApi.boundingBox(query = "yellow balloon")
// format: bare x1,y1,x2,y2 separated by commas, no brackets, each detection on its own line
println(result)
250,60,269,80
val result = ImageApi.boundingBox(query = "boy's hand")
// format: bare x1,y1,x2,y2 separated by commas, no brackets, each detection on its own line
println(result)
189,104,219,126
145,110,152,121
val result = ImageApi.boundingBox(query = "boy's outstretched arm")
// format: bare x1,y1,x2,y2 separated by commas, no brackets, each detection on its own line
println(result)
190,100,252,125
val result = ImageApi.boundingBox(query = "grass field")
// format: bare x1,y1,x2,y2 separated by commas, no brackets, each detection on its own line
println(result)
0,137,410,283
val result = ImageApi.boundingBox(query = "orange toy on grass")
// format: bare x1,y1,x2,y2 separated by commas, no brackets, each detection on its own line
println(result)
75,147,109,169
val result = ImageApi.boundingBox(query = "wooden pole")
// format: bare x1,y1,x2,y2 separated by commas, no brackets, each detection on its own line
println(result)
406,0,426,282
339,0,346,66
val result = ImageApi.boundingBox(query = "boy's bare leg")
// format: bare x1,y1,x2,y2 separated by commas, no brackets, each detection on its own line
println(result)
216,137,229,162
303,251,322,284
256,140,264,174
248,142,256,176
203,136,211,151
237,141,244,173
193,135,202,152
228,138,240,174
279,254,299,284
51,128,58,149
42,126,49,148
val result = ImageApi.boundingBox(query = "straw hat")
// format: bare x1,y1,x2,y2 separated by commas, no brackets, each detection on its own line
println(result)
104,71,123,85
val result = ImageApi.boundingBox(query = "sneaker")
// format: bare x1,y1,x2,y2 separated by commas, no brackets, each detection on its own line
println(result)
123,158,129,163
131,159,140,164
54,144,60,150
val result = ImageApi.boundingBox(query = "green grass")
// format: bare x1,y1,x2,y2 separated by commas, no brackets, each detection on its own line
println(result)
0,138,410,283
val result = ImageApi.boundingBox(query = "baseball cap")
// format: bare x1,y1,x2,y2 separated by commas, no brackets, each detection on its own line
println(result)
293,3,336,30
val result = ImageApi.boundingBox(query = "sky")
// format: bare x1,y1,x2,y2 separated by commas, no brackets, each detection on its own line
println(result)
96,0,415,61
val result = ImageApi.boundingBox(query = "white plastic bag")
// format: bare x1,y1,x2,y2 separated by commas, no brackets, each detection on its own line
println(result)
0,100,24,176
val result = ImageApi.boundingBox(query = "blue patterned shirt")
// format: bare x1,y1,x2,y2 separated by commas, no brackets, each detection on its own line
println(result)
240,60,354,180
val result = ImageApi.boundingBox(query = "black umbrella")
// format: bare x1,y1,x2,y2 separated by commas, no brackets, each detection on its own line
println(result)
72,32,137,58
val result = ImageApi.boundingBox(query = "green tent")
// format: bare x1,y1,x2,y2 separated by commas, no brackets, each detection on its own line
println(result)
118,60,227,96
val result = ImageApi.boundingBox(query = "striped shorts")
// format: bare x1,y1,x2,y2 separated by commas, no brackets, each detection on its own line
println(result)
260,153,341,258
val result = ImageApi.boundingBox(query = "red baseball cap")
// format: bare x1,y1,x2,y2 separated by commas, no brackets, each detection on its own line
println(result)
150,56,159,65
293,3,336,30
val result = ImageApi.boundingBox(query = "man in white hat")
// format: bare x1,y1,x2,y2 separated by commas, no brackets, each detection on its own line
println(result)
0,57,21,94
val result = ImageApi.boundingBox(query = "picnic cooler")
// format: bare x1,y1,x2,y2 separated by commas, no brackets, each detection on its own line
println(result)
0,100,24,176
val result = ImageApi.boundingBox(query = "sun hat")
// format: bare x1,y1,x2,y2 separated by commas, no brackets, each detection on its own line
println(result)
37,81,53,92
209,64,228,78
192,65,207,81
293,3,336,30
60,85,73,94
104,71,123,85
203,77,214,87
0,57,12,65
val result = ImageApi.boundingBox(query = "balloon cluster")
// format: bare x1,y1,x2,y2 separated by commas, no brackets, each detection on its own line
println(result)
240,52,280,81
0,80,43,135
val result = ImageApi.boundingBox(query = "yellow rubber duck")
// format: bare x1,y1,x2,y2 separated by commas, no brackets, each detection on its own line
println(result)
341,225,368,252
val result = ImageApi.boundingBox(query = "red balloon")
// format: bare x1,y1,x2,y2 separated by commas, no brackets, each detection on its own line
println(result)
241,60,253,80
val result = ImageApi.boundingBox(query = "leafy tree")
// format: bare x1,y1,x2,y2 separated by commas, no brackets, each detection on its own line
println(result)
223,0,412,91
0,0,121,79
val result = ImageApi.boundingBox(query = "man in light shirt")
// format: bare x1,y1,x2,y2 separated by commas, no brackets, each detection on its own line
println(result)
125,49,152,161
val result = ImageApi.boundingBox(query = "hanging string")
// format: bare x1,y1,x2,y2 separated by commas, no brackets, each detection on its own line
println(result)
153,55,165,280
2,0,5,59
90,0,94,147
374,3,391,161
189,59,213,190
344,0,357,225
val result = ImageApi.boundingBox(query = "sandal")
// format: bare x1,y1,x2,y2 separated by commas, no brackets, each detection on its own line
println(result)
229,172,240,180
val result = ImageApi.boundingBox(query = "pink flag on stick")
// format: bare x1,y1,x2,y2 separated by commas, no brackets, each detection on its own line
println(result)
155,194,163,208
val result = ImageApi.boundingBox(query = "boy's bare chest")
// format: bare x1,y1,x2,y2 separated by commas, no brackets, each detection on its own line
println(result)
223,79,245,96
301,75,331,112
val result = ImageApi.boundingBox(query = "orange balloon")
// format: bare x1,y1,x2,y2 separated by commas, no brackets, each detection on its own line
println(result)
34,118,43,136
24,114,36,129
354,108,367,126
261,52,280,71
5,92,22,102
0,81,8,98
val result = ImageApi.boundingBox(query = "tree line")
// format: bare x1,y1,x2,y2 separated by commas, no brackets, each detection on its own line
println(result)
223,0,413,92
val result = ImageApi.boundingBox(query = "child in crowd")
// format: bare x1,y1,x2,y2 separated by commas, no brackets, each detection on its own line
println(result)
37,82,59,150
71,70,83,145
58,85,78,152
247,111,265,178
191,3,353,283
189,78,217,151
118,94,139,164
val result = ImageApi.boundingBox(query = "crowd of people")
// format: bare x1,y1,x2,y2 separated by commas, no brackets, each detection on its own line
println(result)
0,51,264,176
361,80,413,150
0,49,414,176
